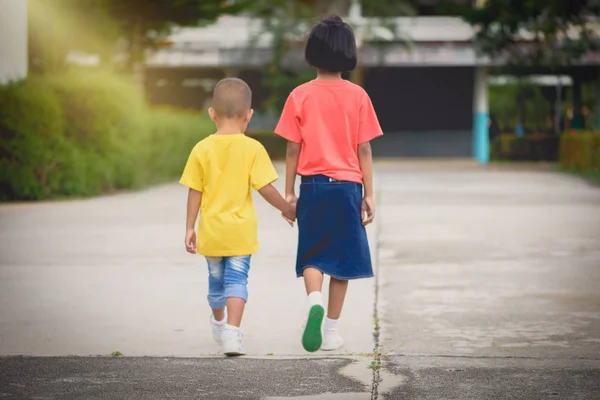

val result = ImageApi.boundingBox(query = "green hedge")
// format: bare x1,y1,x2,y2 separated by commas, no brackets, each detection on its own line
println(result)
246,130,287,160
0,72,212,201
559,131,600,182
491,134,560,162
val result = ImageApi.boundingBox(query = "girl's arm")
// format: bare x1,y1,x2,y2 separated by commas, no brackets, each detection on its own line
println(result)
358,142,375,225
285,141,302,202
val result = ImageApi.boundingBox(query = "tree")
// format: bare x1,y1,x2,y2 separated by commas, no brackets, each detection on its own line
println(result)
249,0,414,113
248,1,316,112
106,0,254,87
489,80,552,132
28,0,253,82
28,0,121,73
449,0,600,68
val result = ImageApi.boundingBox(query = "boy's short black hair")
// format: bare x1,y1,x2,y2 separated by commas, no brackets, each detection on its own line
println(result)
212,78,252,118
305,15,357,73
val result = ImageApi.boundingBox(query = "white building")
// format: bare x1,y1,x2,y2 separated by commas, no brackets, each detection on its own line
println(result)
145,1,600,160
0,0,28,84
146,1,495,160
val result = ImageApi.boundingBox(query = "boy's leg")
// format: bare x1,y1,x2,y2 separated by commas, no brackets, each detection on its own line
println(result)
301,267,325,352
206,257,227,344
206,257,226,318
221,256,251,356
223,256,251,327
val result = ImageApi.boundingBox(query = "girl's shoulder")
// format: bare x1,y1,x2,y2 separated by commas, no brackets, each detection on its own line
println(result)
293,79,367,97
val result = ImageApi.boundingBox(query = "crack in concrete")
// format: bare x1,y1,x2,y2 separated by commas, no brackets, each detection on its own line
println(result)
370,190,383,400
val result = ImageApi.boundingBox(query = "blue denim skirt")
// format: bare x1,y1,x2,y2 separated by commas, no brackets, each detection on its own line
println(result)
296,175,373,280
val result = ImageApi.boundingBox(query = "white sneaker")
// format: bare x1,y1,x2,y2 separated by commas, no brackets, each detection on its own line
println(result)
210,314,226,344
321,329,344,351
301,302,325,353
222,325,246,356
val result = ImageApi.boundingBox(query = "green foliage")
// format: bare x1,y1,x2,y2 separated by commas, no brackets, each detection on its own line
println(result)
0,73,213,201
28,0,254,73
489,80,552,132
246,130,288,160
559,131,600,171
28,0,122,73
142,108,213,183
491,133,560,162
107,0,254,67
248,0,414,113
450,0,600,68
361,0,415,17
249,1,316,113
492,131,600,177
0,79,66,200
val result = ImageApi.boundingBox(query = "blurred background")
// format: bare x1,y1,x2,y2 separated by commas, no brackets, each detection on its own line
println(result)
1,0,599,202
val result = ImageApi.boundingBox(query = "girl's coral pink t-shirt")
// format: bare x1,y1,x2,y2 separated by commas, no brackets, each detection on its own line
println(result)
274,79,383,183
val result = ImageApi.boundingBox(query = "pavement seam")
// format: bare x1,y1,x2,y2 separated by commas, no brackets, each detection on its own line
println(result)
384,353,600,361
370,189,383,400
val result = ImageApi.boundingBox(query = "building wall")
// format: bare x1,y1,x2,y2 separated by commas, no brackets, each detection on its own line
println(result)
365,67,475,158
0,0,28,85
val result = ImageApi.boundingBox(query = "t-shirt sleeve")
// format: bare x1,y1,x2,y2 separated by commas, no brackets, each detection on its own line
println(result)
358,93,384,144
274,92,302,143
250,145,279,190
179,147,204,192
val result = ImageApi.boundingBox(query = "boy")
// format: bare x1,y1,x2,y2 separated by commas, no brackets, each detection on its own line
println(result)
180,78,296,356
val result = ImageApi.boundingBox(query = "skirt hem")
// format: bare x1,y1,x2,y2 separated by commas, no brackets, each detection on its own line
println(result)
296,264,374,281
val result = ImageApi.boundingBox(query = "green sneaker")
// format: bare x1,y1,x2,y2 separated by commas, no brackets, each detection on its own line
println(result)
302,304,325,352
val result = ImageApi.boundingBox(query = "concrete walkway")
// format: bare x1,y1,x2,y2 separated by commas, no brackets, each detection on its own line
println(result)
0,167,374,357
1,162,600,399
376,163,600,399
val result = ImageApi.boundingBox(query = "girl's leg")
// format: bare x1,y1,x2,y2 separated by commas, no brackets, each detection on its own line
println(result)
301,267,325,352
303,267,324,294
327,277,348,320
321,277,348,351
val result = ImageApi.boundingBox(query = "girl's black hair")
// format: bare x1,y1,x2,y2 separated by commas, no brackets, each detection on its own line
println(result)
305,15,357,73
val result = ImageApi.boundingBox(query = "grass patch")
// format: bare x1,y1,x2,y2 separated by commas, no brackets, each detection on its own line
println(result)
368,361,382,370
560,168,600,186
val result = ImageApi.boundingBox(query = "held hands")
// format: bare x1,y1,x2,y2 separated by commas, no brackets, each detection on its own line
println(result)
361,196,375,226
185,229,197,254
282,193,298,227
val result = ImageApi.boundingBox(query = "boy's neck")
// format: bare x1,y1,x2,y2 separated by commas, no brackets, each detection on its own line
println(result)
215,120,245,135
215,130,243,135
316,70,342,80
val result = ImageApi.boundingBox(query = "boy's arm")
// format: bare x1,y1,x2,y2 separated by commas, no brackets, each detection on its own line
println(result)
258,184,296,225
185,188,202,254
285,141,302,201
358,142,375,226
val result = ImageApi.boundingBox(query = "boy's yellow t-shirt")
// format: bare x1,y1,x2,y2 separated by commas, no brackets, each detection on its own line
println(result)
179,134,278,256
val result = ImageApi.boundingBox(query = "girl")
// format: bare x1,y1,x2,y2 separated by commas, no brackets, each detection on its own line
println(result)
274,15,383,352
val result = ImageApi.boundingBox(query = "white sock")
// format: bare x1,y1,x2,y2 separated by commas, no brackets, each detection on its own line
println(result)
307,291,324,307
225,324,240,331
324,317,339,331
211,315,226,325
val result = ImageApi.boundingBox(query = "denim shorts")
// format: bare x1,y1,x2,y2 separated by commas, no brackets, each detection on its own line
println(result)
295,175,373,280
205,255,251,309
